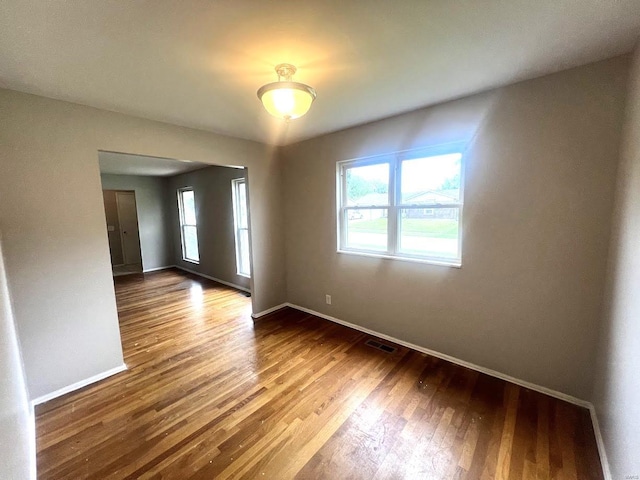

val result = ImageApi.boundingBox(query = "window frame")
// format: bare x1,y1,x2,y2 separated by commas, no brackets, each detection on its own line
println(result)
231,177,251,278
177,187,200,264
336,144,466,267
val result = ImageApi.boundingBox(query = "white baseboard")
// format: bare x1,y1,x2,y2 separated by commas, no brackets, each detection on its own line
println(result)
251,302,289,319
285,302,592,409
174,265,251,293
143,265,173,273
589,404,612,480
31,364,127,406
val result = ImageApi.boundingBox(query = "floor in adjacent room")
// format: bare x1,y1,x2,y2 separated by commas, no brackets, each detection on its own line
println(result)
112,263,143,277
35,269,603,479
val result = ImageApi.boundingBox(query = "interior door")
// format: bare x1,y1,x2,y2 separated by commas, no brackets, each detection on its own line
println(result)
115,192,142,265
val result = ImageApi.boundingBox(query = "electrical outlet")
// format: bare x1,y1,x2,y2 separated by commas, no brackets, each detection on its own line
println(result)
325,294,332,305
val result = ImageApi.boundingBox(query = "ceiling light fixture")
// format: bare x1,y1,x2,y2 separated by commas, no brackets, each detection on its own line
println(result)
257,63,316,120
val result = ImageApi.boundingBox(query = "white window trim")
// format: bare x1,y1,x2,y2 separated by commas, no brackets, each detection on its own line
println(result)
177,187,200,264
336,143,466,267
231,178,251,278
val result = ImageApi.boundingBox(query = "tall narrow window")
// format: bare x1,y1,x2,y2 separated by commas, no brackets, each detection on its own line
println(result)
232,178,251,277
178,187,199,263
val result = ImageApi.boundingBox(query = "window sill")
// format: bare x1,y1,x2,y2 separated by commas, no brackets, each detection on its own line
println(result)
337,249,461,268
237,272,251,279
182,258,200,265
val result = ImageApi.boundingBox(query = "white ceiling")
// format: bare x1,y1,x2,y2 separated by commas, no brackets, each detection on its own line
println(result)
98,151,211,177
1,1,639,146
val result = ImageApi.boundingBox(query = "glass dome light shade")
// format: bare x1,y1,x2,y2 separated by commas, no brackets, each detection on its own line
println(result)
257,81,316,120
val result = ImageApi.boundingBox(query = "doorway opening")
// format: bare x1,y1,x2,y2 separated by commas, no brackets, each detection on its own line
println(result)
98,150,253,292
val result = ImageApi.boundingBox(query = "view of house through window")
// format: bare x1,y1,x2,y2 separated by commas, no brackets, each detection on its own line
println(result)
338,147,464,265
178,187,200,263
232,178,250,277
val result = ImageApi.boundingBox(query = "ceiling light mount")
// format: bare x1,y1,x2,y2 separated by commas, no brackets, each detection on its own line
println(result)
257,63,316,121
274,63,296,81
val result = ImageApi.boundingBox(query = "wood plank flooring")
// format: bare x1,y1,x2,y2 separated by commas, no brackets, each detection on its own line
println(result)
36,269,603,479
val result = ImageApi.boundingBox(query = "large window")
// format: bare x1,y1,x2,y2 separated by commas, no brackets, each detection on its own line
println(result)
232,178,251,277
337,146,465,266
178,187,200,263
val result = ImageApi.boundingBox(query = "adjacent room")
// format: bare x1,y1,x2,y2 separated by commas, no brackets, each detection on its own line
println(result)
97,151,252,292
1,1,639,479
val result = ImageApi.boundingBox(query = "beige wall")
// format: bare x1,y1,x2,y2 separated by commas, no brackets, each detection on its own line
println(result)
0,88,286,399
101,174,174,271
593,47,640,477
0,239,33,480
280,56,629,399
168,165,250,290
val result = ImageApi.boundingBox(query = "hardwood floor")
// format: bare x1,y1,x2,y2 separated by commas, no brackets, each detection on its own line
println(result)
36,269,603,479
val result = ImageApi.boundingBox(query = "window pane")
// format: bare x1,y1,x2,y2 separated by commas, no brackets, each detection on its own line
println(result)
346,163,389,206
183,225,199,261
345,208,388,251
398,208,459,259
401,153,462,205
238,228,250,276
182,190,197,225
238,181,248,228
232,179,251,277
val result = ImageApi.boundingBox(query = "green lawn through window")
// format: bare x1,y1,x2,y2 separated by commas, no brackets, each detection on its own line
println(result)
350,218,458,238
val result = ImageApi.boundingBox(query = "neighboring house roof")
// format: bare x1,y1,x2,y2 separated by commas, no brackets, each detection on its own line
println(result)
404,189,460,204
